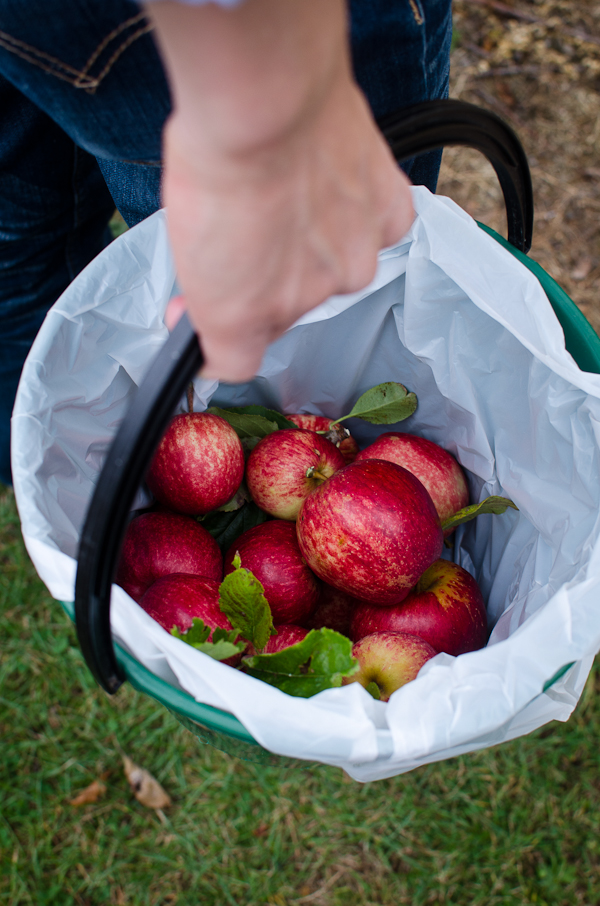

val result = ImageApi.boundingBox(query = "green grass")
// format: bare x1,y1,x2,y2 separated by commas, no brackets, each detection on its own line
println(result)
1,484,600,906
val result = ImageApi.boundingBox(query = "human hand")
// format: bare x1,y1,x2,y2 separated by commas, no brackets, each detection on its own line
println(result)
148,0,414,382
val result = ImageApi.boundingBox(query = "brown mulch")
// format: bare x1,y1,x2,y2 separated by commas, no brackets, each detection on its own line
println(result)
436,0,600,331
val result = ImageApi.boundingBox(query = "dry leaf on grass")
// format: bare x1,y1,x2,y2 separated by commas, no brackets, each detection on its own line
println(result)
69,780,106,806
122,755,171,809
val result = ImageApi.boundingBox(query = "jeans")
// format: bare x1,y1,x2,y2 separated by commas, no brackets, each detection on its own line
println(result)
0,0,452,485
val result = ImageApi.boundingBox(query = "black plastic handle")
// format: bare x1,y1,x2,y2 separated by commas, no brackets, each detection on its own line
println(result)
74,99,534,693
378,99,533,253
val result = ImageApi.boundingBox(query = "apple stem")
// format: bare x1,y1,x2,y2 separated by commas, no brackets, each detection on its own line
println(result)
187,382,194,414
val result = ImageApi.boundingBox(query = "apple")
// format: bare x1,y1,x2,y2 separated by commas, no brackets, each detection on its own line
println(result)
246,428,346,520
140,573,244,665
139,573,231,636
351,559,487,656
245,623,310,657
304,583,361,637
116,511,222,602
342,630,437,701
286,413,359,464
146,412,245,515
355,432,468,534
224,519,319,624
296,459,443,606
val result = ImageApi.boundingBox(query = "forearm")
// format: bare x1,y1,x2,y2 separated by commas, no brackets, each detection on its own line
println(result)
145,0,350,158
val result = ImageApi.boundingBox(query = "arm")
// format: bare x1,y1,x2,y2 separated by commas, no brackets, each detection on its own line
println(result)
145,0,414,381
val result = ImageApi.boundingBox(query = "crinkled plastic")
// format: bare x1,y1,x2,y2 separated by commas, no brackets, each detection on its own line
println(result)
12,186,600,781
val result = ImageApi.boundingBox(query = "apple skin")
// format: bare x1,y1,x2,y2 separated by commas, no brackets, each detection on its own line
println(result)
246,428,346,520
140,573,244,665
342,630,437,701
296,459,443,606
146,412,245,516
116,511,222,602
355,432,468,535
351,559,487,656
245,623,310,657
303,583,361,637
286,414,359,464
224,520,319,624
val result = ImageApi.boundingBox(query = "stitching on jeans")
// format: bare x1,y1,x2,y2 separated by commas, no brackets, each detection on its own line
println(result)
79,12,146,77
409,0,424,25
0,29,94,82
0,15,154,92
77,23,154,93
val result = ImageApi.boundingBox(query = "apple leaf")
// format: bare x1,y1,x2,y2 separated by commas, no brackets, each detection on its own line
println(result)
200,501,270,551
215,479,252,513
332,382,417,426
218,553,275,651
220,405,298,431
243,628,359,697
441,495,519,532
206,407,280,439
171,618,246,661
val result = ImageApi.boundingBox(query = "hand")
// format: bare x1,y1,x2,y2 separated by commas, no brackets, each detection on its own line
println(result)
148,0,414,382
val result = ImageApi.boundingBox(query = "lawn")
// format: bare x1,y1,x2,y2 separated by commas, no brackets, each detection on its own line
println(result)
1,482,600,905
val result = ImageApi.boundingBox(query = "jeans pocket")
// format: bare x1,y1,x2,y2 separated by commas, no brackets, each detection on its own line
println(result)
0,10,153,93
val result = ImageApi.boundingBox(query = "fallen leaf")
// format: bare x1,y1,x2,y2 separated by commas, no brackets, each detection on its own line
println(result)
253,823,269,837
69,780,106,806
122,756,171,809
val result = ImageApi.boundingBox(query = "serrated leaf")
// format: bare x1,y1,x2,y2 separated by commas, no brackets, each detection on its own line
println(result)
219,554,275,650
220,405,298,431
206,407,279,439
200,501,270,551
441,495,519,532
333,382,417,425
170,618,245,661
243,628,359,697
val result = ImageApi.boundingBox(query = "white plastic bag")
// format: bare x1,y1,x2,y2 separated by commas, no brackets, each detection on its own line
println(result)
13,186,600,781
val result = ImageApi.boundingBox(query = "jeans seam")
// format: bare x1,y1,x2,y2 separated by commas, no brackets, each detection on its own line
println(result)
0,14,154,94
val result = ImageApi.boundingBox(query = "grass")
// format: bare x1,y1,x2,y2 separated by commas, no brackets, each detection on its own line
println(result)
1,483,600,906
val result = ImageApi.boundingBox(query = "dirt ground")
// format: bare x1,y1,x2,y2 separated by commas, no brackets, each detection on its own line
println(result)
436,0,600,331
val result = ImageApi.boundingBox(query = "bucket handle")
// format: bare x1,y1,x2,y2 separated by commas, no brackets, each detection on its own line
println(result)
74,98,534,693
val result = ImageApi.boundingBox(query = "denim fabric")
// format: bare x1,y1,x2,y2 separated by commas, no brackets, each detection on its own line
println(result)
0,0,451,484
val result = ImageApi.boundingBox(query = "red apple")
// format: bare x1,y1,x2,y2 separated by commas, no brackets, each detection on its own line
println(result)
351,559,487,656
296,459,443,606
246,428,345,520
139,573,231,636
304,583,361,637
246,623,310,657
355,432,468,534
140,573,244,665
224,520,319,624
116,511,222,602
286,414,359,464
146,412,245,515
342,630,437,701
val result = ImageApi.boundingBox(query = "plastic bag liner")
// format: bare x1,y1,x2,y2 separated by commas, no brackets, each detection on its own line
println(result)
12,186,600,781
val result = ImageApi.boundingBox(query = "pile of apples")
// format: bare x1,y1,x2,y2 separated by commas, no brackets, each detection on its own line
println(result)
116,386,514,701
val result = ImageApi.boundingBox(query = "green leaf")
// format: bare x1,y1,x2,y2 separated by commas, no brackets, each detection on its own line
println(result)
200,501,270,551
220,405,298,431
206,407,280,439
243,629,359,698
332,382,417,426
218,553,275,651
441,496,519,532
215,479,252,513
171,618,246,661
